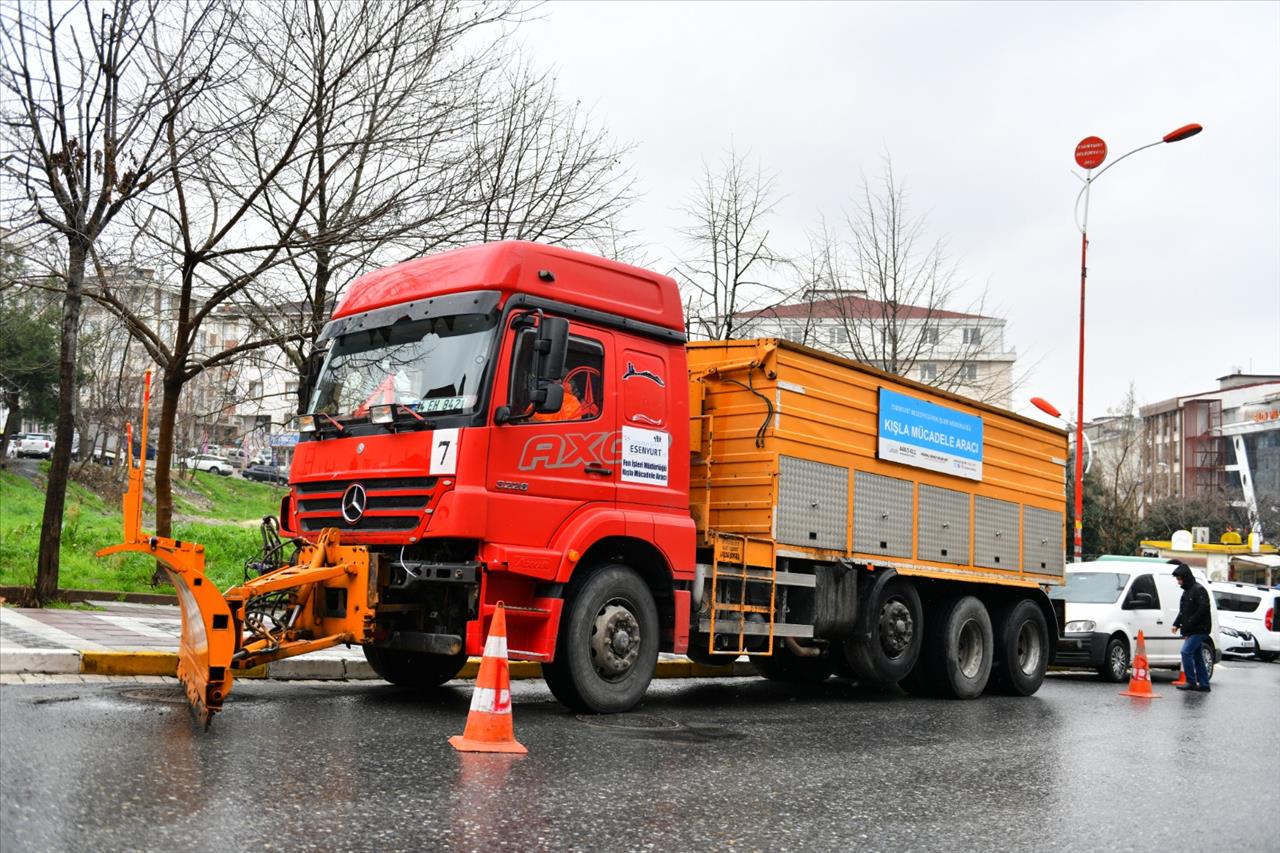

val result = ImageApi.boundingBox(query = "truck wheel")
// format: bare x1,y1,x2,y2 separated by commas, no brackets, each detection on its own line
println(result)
843,576,923,684
1096,635,1129,682
987,599,1050,696
541,564,659,714
362,645,467,688
926,595,993,699
750,642,834,683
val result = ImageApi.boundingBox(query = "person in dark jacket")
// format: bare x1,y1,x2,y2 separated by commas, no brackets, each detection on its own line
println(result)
1171,562,1212,692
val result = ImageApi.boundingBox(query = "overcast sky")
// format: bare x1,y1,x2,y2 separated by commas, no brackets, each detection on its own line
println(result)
521,1,1280,424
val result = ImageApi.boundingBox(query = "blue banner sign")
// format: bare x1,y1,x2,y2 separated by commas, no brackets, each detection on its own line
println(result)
877,388,983,480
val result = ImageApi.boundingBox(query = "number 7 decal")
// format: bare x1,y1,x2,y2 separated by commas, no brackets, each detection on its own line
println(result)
430,428,460,475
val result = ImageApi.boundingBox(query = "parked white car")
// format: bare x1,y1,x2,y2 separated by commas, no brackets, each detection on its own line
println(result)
16,433,54,459
1050,557,1220,682
1210,581,1280,662
184,454,233,476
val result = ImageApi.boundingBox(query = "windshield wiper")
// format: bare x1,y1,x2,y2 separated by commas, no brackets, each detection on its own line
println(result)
372,402,436,432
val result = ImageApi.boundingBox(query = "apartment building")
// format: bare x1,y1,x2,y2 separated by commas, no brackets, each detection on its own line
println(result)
732,292,1017,408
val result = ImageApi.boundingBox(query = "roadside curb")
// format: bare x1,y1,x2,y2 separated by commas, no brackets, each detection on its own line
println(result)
2,649,756,680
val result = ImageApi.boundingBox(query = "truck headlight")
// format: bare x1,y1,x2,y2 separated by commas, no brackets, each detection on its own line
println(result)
297,415,316,433
1065,620,1095,634
370,404,394,424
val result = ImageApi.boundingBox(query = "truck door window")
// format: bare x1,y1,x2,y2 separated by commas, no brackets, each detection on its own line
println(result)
510,329,604,423
1122,574,1160,610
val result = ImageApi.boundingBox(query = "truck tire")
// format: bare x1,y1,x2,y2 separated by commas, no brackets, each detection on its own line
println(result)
843,576,923,685
541,564,659,714
986,599,1050,696
1097,635,1129,682
916,595,993,699
750,643,834,683
362,645,467,688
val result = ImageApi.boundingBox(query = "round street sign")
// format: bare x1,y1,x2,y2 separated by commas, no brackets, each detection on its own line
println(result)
1075,136,1107,170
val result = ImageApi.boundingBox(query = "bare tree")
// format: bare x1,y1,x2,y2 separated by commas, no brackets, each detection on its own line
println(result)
236,3,633,417
676,145,790,340
463,61,635,247
1,0,225,602
237,0,524,416
1089,385,1145,555
801,160,1010,402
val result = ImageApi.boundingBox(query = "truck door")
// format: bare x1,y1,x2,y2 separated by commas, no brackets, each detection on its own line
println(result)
486,316,616,548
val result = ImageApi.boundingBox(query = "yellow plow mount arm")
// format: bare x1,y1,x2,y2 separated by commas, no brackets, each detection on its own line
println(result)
97,372,375,728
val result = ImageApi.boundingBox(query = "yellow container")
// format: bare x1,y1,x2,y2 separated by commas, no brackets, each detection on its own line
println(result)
688,340,1067,589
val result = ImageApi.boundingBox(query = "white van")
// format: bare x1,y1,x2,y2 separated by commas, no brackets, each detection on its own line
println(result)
1050,557,1221,682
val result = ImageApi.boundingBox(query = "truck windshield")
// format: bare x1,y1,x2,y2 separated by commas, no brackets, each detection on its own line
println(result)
310,312,498,419
1047,572,1127,604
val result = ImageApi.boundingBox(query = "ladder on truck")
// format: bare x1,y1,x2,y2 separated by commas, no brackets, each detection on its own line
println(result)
706,532,778,657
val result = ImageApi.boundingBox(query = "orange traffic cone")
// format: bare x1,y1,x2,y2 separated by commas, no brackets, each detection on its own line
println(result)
1120,630,1161,699
1172,665,1188,687
449,603,527,754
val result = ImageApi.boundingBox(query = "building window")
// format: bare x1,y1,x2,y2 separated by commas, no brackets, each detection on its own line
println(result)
919,363,938,382
961,363,978,382
921,326,939,345
828,325,849,345
963,327,982,346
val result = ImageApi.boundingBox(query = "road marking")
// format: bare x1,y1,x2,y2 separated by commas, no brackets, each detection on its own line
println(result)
92,613,177,639
0,609,108,651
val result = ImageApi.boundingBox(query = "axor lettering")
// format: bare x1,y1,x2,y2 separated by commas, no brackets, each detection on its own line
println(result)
518,432,622,471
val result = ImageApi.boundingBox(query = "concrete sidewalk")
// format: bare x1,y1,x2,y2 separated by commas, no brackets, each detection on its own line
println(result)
0,599,748,680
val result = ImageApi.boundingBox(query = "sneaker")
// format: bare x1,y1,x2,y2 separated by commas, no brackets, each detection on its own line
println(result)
1175,684,1197,692
1196,685,1211,692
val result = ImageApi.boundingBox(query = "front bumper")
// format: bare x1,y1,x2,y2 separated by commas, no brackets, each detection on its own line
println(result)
1054,632,1108,669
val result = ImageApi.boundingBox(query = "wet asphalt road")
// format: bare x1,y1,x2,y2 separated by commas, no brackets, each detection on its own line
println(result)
2,661,1278,852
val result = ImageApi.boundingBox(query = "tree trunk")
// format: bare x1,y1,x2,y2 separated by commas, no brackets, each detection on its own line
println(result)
0,392,19,463
35,239,88,605
150,373,183,585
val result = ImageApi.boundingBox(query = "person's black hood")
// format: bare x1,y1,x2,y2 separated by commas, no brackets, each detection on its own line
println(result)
1171,562,1194,584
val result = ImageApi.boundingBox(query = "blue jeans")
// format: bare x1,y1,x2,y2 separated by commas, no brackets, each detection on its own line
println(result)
1180,634,1210,687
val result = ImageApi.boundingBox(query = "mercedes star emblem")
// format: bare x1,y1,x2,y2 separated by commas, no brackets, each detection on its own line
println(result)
341,483,367,524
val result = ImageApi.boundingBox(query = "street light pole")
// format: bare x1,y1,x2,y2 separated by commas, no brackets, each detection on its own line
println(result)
1069,123,1202,563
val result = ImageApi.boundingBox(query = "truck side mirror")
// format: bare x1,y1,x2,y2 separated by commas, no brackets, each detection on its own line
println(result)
535,316,569,383
533,380,564,414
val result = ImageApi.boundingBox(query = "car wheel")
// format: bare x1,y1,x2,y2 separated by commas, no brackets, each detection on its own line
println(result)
1097,635,1129,683
1201,642,1215,681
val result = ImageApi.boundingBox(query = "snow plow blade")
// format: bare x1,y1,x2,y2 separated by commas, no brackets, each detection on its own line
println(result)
99,537,235,726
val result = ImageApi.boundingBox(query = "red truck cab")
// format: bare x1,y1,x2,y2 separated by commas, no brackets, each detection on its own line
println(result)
285,242,695,712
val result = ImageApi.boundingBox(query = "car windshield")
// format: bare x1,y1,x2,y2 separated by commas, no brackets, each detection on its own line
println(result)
310,312,498,419
1047,571,1127,604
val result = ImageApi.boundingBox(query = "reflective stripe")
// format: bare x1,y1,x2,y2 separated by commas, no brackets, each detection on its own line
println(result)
483,633,508,659
469,686,512,715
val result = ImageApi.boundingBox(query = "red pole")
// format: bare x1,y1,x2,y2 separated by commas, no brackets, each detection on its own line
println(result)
1074,230,1088,563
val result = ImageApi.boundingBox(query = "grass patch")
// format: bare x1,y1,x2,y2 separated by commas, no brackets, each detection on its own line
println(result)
0,467,287,594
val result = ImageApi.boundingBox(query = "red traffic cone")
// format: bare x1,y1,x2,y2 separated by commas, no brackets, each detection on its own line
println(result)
1120,630,1161,699
449,603,527,754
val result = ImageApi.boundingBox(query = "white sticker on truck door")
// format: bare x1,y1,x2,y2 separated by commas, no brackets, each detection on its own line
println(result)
621,426,668,486
430,428,460,475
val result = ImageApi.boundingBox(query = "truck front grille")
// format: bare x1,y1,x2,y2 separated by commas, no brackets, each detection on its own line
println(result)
294,476,436,533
